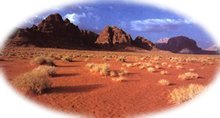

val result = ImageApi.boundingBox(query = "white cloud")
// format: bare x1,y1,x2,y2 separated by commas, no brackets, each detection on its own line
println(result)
130,18,191,32
64,12,86,24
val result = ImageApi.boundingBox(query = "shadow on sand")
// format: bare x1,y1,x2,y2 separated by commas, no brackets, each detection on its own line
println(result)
45,84,104,94
57,65,79,67
53,73,80,77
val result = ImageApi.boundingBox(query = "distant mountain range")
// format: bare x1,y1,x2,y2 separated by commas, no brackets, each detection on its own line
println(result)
6,13,219,55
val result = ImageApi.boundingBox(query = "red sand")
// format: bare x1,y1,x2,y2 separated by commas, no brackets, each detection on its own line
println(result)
0,48,218,118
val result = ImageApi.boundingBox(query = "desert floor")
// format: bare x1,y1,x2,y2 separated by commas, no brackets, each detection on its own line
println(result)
0,47,219,118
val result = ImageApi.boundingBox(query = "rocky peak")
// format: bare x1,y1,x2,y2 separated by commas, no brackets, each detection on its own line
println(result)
37,13,66,34
95,26,132,47
133,36,155,50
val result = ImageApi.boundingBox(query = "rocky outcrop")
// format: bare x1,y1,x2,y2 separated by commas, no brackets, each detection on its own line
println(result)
7,13,98,49
166,36,201,53
95,26,132,48
156,36,202,53
155,36,219,54
132,36,155,50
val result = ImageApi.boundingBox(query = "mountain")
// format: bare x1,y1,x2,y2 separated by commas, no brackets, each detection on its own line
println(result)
156,36,219,54
5,13,218,54
95,26,132,49
132,36,155,50
6,13,98,49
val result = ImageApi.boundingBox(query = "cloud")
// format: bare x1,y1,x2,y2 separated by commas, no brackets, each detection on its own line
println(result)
64,13,86,24
130,18,191,32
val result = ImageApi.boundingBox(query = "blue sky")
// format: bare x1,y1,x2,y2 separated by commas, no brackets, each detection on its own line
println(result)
23,2,214,49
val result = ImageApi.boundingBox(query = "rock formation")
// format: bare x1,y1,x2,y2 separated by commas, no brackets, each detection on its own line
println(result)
132,36,155,50
95,26,132,48
7,13,98,49
156,36,202,53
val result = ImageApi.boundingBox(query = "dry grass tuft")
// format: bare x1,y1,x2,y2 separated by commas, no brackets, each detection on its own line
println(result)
155,65,161,69
86,63,110,76
189,68,195,72
161,62,167,66
147,67,156,73
12,66,55,94
111,76,126,82
160,70,168,75
32,66,56,77
167,64,172,68
122,63,133,68
178,72,199,80
61,55,73,62
176,65,183,69
169,84,204,104
158,79,171,86
116,56,126,62
31,56,55,66
86,63,128,79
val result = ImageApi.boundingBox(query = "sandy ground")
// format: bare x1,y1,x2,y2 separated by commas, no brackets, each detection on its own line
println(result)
0,47,219,118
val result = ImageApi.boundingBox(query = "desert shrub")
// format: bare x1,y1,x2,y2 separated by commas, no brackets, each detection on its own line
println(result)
99,64,111,76
160,70,168,75
176,65,183,69
111,76,126,82
110,70,118,77
185,57,198,63
178,72,199,80
102,56,109,61
147,67,156,73
170,57,183,63
144,62,153,67
139,65,145,70
61,55,73,62
32,66,56,77
158,79,170,86
169,84,204,104
122,63,133,68
86,63,96,69
12,66,54,94
118,68,128,76
189,68,195,72
140,57,147,61
31,56,55,66
54,55,62,60
84,58,89,62
155,65,161,69
161,62,167,66
86,63,128,78
116,56,126,62
167,64,172,68
86,63,110,76
133,62,141,67
153,56,161,61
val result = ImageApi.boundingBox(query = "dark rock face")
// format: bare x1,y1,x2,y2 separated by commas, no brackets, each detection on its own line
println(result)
6,13,98,49
156,36,202,53
166,36,201,53
133,36,155,50
95,26,132,48
80,30,99,48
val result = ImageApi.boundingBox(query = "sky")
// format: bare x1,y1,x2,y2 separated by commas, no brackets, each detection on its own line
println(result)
22,2,214,49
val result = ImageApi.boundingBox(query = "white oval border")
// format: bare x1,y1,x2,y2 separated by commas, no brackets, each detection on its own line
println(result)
0,0,220,118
